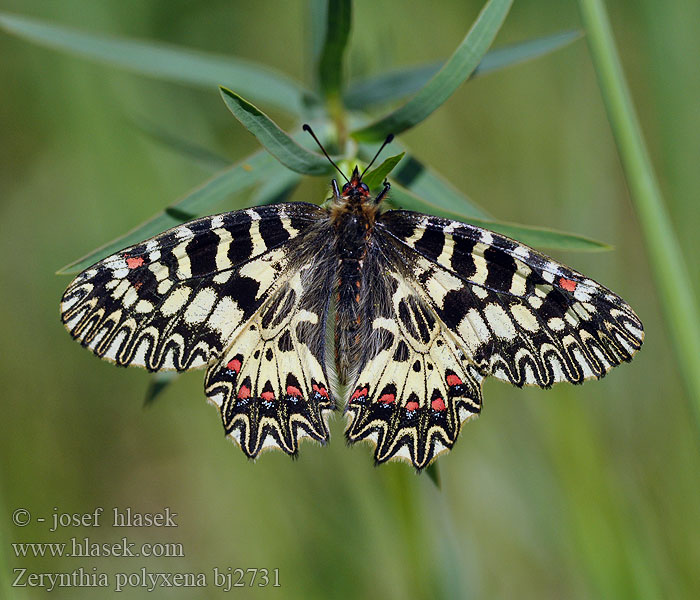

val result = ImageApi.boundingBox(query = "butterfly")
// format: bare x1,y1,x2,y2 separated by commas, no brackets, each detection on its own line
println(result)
60,129,644,470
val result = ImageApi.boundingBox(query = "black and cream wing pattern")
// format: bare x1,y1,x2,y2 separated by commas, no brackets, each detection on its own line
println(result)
61,203,338,456
344,210,643,468
61,171,643,470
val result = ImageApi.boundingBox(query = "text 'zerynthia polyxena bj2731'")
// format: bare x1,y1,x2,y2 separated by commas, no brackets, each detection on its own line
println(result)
61,129,643,470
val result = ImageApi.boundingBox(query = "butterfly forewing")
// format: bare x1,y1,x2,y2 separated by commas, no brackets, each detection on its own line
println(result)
377,211,644,388
61,204,324,370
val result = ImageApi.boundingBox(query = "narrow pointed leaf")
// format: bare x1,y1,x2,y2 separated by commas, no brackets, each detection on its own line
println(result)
345,30,580,109
309,0,328,64
345,64,439,111
473,29,581,76
0,12,314,114
130,115,231,171
467,218,611,251
392,155,490,219
144,372,178,408
387,183,611,251
165,207,197,221
58,150,282,274
426,463,442,488
251,170,302,206
351,0,513,141
318,0,352,100
220,88,333,175
362,152,405,191
359,144,490,219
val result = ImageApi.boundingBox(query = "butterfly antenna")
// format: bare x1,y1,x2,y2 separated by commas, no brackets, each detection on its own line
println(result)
360,133,394,179
302,124,349,183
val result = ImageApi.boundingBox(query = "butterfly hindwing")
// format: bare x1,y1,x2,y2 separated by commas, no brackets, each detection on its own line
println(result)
377,210,644,388
205,252,336,457
344,268,484,469
60,203,324,371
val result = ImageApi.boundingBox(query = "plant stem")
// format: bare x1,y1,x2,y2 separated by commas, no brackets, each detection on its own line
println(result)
577,0,700,433
328,94,348,150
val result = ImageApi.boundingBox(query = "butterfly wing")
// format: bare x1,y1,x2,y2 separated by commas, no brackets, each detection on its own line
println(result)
61,204,323,370
378,211,644,386
204,247,336,457
61,202,338,457
343,259,484,469
344,210,643,469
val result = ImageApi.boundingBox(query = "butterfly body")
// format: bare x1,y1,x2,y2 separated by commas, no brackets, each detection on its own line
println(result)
331,166,385,385
61,167,643,470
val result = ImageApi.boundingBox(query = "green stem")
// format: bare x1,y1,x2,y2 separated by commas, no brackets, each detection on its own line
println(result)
578,0,700,432
328,94,348,150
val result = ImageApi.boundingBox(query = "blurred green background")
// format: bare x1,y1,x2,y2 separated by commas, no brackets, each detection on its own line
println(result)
1,0,699,598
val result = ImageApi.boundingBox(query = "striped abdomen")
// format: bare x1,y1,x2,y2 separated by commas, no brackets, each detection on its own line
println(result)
334,213,370,384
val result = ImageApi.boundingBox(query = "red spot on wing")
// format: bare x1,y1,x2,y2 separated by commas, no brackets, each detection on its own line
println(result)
431,397,446,411
237,385,251,400
226,359,242,373
405,401,419,411
446,374,463,387
261,391,275,402
312,384,329,398
559,277,578,292
126,256,144,269
286,385,302,398
378,394,395,404
351,387,368,401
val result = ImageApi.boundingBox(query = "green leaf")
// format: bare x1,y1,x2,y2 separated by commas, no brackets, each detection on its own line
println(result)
129,114,231,171
387,183,611,251
251,169,302,206
474,29,582,76
309,0,328,65
466,218,611,252
426,462,442,488
220,88,333,175
0,12,314,115
344,30,580,110
391,154,490,219
344,64,438,111
58,150,283,274
144,372,178,408
318,0,352,100
362,152,405,191
165,207,197,222
351,0,513,141
359,144,490,219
